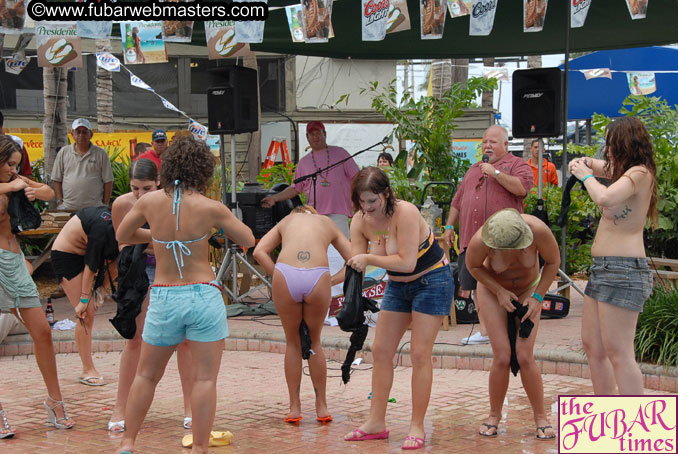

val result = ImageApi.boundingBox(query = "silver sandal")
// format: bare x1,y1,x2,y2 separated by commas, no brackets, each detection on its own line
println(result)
43,397,75,430
0,409,14,439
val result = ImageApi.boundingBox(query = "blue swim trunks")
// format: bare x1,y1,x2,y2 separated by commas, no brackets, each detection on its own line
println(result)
142,281,228,346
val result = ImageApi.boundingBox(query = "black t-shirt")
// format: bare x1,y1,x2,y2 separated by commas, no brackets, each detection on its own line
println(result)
76,206,119,273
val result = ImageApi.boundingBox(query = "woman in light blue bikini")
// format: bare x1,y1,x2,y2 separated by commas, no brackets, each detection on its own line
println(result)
116,136,254,454
109,158,194,434
253,205,351,424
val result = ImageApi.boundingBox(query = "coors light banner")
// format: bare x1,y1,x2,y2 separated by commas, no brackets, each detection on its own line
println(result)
469,0,498,36
571,0,591,28
362,0,389,41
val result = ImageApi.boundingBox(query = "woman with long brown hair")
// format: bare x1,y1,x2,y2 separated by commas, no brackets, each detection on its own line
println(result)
569,116,657,395
0,136,74,431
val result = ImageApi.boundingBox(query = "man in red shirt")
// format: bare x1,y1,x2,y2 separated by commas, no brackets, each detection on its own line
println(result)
443,125,534,344
527,139,558,188
135,129,167,169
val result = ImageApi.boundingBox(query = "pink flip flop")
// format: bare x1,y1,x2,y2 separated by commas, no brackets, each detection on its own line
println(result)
344,428,390,441
402,435,426,450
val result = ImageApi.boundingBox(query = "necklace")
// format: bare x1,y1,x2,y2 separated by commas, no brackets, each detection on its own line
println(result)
372,227,390,246
310,148,331,187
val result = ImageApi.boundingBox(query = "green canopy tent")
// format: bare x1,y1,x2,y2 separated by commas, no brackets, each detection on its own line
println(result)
238,0,678,59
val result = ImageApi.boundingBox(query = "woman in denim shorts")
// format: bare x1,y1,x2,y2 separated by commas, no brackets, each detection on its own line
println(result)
342,167,453,450
569,117,657,395
116,137,255,454
466,209,560,440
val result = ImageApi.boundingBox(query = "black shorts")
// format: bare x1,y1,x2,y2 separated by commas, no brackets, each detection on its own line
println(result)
457,250,477,291
51,250,85,283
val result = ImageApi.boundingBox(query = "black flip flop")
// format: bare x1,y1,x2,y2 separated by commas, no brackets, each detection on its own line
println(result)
536,425,556,440
479,423,498,437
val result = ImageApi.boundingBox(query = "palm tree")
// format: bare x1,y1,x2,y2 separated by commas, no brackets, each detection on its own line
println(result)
42,67,68,188
95,39,114,133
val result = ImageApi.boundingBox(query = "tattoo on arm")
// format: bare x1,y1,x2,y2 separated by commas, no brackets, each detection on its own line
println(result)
613,205,632,225
297,251,311,262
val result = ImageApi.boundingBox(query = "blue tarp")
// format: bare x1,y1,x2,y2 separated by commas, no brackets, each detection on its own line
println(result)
561,46,678,120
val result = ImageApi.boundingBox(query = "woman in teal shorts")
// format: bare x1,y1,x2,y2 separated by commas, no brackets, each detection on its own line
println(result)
116,136,255,454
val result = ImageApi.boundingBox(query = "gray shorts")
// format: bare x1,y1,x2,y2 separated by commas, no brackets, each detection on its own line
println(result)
585,256,653,312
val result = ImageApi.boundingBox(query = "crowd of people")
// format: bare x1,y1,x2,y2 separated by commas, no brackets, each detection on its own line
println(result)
0,117,660,451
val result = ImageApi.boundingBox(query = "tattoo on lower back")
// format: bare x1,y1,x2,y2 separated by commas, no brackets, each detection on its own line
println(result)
298,251,311,262
613,205,632,225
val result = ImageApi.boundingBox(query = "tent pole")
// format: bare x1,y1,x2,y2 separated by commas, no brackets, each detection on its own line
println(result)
561,2,571,271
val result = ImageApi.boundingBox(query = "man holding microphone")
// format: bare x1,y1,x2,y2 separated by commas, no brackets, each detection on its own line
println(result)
444,125,533,343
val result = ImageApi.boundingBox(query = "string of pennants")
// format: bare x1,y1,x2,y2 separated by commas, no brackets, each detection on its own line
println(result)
0,0,652,70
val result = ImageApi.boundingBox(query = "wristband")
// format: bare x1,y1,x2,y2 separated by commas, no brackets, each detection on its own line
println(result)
79,297,90,304
531,292,543,303
444,225,454,230
581,174,594,184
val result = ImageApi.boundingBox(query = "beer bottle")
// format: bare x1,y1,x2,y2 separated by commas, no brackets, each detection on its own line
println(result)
45,297,55,326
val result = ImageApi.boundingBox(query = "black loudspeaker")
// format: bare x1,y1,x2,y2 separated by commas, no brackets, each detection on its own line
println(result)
512,68,562,138
207,66,259,134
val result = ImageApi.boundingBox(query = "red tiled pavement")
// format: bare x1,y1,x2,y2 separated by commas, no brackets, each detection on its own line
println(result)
0,279,675,452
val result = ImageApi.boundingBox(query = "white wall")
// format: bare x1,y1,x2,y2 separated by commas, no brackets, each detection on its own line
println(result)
295,57,396,110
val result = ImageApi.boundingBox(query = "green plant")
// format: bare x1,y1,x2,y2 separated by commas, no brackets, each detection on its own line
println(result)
256,163,297,189
635,287,678,367
108,146,131,202
381,150,425,203
592,95,678,258
339,76,497,204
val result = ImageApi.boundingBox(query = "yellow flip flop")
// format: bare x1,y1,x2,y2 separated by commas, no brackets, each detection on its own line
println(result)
181,431,233,448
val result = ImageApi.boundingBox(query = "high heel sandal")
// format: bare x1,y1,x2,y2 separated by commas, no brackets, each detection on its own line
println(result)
0,409,15,439
43,397,75,430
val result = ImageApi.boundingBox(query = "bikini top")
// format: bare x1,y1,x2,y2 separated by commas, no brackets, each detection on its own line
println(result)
386,228,445,277
152,181,208,279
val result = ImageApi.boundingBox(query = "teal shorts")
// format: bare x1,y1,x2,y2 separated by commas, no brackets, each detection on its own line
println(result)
142,281,228,347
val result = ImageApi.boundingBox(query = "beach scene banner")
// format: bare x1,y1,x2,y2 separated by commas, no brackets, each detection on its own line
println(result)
205,21,251,59
627,72,656,95
120,21,167,65
35,22,83,68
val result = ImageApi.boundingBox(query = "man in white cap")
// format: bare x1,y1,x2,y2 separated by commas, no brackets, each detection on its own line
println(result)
51,118,114,210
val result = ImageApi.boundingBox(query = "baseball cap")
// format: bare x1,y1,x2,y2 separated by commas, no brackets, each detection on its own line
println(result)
152,129,167,141
71,118,91,131
306,121,325,134
481,208,534,250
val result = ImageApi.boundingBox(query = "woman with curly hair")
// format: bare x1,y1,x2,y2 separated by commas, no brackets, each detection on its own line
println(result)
116,136,254,454
569,116,657,395
109,158,194,433
0,136,74,431
343,167,453,450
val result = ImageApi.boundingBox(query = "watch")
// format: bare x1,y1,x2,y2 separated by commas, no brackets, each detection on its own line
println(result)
494,169,501,176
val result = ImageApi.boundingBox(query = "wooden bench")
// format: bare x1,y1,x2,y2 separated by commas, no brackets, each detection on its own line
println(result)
648,257,678,289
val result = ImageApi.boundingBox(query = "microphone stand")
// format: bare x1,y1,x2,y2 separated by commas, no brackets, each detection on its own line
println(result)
293,138,388,210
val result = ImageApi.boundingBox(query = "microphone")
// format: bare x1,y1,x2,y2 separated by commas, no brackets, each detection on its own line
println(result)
381,136,389,146
482,154,489,163
477,154,490,188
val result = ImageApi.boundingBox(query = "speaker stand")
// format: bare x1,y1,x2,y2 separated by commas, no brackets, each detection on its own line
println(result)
554,268,584,298
215,133,272,303
216,241,272,303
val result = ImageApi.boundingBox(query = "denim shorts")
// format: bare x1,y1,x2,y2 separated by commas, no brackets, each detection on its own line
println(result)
381,265,455,316
143,281,228,346
585,256,653,312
